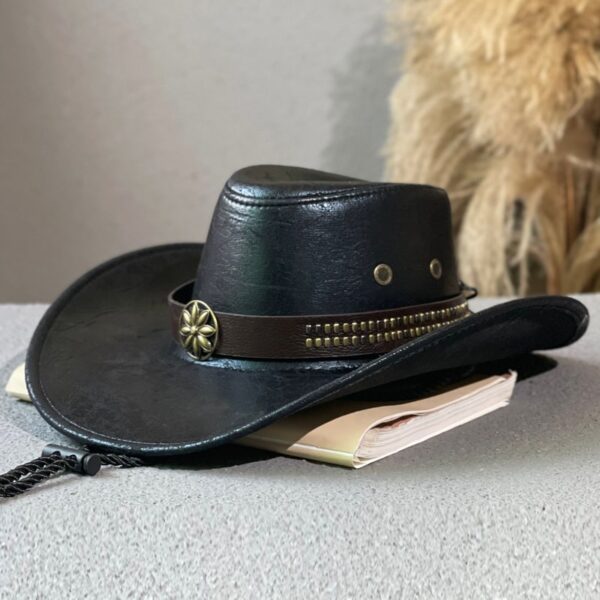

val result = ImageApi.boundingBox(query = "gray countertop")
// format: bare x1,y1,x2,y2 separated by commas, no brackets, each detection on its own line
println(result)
0,297,598,599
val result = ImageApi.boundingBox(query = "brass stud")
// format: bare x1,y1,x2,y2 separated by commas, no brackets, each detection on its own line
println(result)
302,300,468,354
373,263,393,286
179,300,219,361
430,258,443,279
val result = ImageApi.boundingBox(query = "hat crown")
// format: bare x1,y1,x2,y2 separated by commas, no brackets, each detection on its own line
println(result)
193,165,460,316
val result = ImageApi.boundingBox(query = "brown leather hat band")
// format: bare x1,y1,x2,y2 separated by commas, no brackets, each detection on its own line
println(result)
168,282,470,360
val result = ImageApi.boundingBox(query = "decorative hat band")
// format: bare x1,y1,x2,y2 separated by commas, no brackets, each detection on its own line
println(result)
168,282,470,360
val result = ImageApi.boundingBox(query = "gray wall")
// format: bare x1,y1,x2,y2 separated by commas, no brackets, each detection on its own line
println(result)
0,0,398,302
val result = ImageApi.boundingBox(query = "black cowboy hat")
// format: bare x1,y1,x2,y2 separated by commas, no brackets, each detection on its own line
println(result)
24,165,589,458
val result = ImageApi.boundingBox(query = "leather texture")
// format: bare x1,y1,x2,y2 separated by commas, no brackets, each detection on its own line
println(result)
193,165,461,315
24,165,590,456
169,281,469,359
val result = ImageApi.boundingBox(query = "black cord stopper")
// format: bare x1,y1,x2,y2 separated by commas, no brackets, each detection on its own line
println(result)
42,444,102,475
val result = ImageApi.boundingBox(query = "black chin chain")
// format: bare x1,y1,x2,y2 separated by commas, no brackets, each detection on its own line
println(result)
0,444,144,498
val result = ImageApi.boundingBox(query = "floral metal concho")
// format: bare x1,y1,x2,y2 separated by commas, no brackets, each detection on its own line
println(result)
179,300,219,360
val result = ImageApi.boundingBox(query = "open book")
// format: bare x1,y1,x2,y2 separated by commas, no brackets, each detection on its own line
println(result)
6,363,514,468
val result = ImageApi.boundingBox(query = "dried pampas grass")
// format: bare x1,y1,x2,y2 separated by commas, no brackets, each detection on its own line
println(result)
385,0,600,295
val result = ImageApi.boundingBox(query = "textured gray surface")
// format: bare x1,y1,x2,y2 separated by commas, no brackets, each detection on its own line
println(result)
0,297,599,599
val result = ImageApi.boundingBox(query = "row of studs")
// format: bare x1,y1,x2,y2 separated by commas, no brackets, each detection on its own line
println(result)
304,313,468,349
304,302,468,337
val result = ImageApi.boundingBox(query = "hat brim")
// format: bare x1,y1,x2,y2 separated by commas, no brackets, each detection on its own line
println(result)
26,244,589,456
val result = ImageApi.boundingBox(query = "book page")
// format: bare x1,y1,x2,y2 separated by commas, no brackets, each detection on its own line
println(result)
239,373,515,467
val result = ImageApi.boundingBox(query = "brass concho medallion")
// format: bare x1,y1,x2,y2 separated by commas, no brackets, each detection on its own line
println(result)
179,300,219,360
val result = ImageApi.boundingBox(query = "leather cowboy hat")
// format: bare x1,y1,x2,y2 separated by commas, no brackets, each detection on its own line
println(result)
24,165,589,457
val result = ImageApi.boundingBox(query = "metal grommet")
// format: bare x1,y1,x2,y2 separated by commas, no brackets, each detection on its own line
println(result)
430,258,443,279
373,264,393,286
179,300,219,360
